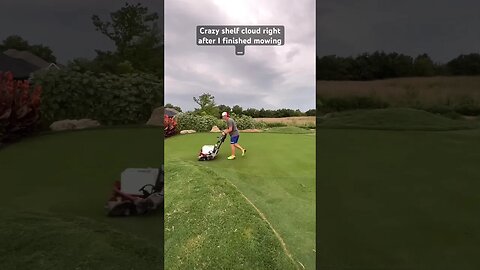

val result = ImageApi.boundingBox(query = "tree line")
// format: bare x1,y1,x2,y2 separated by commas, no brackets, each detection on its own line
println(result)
317,51,480,81
165,93,316,118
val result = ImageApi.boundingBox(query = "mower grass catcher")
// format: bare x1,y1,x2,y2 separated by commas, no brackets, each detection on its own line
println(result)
106,166,164,217
198,133,227,161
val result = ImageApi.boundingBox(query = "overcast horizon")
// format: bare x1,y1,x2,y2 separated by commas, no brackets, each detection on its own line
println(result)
317,0,480,62
164,0,316,112
1,1,479,63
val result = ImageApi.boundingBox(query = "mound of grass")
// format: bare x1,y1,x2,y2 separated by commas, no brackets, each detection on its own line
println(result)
165,160,298,270
317,128,480,269
0,211,161,270
165,133,315,269
318,108,478,130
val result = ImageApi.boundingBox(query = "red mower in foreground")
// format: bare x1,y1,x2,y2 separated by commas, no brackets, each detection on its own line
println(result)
105,166,164,217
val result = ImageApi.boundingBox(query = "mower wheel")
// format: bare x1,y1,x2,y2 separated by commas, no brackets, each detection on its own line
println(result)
107,201,136,217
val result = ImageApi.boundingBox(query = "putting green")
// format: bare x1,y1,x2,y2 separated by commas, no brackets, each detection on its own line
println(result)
0,127,163,269
165,132,316,269
317,128,480,269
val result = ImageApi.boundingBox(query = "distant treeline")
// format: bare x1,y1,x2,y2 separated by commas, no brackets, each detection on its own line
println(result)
232,107,316,118
166,103,316,118
317,52,480,81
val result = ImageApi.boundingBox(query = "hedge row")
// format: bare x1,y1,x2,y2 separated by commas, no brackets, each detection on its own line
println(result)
175,112,262,132
31,70,163,125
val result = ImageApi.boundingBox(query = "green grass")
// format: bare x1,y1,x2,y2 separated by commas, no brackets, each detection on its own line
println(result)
0,127,164,269
317,128,480,269
0,211,161,269
165,161,298,270
318,108,478,130
165,132,316,269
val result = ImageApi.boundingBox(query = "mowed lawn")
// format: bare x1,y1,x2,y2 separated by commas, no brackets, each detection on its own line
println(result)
165,131,316,269
0,128,164,269
317,128,480,270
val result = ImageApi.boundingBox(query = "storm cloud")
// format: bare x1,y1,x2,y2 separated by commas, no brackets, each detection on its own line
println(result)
0,0,163,64
165,0,316,111
317,0,480,62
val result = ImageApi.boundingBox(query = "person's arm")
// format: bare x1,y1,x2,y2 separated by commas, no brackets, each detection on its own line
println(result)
223,120,233,134
223,126,232,134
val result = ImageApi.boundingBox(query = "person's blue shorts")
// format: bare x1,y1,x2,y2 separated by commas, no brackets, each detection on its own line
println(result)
230,135,239,144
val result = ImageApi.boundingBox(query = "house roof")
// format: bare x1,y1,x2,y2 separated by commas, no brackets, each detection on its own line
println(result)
0,53,39,79
165,107,179,117
3,49,51,69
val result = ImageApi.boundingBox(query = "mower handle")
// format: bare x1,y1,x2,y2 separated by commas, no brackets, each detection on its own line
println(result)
139,184,156,196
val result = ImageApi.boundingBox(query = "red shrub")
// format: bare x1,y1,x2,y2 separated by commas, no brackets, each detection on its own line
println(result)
0,71,42,143
164,114,177,138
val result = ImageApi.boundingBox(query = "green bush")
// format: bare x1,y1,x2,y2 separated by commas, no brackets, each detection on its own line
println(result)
453,96,480,116
176,112,263,132
216,119,227,130
254,121,268,129
230,113,256,130
176,113,218,132
264,122,287,128
440,111,464,120
31,70,163,126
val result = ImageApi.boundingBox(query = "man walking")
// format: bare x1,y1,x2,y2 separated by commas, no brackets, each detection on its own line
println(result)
222,112,246,160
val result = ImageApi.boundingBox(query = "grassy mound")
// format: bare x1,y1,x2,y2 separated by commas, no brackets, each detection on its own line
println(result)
165,160,298,270
0,211,161,270
317,128,480,269
318,108,477,130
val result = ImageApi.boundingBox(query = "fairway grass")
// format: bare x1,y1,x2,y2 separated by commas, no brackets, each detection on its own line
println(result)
317,128,480,269
165,132,316,269
0,128,164,269
0,210,161,269
165,161,298,270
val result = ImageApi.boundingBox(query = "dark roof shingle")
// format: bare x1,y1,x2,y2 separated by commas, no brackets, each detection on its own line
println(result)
0,53,39,79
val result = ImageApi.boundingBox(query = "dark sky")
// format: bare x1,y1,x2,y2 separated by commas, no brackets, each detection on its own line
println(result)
0,0,163,64
1,1,478,64
317,0,480,62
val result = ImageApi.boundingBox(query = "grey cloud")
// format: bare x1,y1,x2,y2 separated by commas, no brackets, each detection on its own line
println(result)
165,0,315,111
0,0,163,63
317,0,480,62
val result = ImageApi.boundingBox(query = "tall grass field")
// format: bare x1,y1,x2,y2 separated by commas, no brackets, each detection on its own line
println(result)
317,76,480,115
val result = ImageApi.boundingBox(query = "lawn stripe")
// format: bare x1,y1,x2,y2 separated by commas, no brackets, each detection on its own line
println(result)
183,161,304,270
228,182,304,270
202,162,305,269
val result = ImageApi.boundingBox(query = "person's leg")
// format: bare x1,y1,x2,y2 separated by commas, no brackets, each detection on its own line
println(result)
234,144,246,155
232,135,246,156
228,136,237,159
230,143,235,156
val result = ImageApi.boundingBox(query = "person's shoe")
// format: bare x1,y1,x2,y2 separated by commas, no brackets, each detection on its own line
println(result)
227,155,236,160
242,149,247,156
